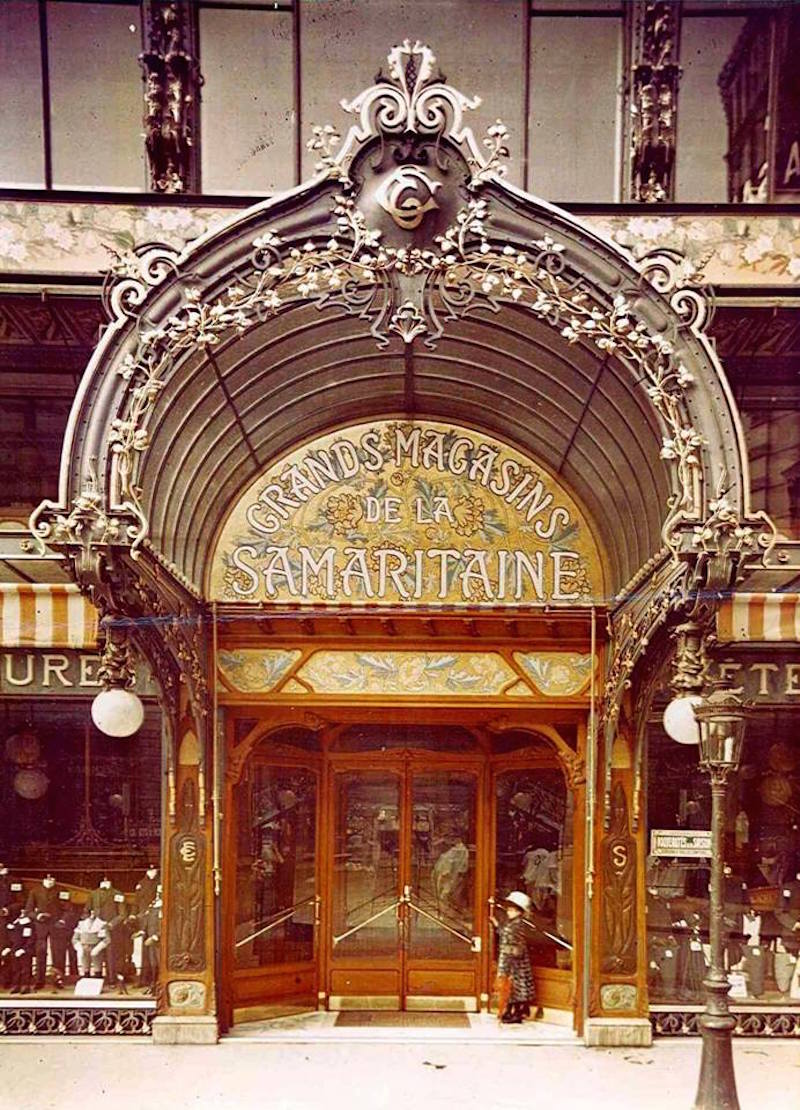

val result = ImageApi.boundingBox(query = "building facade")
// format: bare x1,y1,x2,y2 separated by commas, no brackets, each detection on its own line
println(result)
1,2,799,1046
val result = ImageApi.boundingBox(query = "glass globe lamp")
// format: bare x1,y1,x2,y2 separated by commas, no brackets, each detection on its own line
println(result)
662,693,702,745
91,687,144,737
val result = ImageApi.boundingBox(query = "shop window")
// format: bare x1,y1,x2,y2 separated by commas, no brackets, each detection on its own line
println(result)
255,726,321,753
233,765,317,970
647,709,800,1007
495,767,573,969
740,407,800,541
0,398,71,510
300,0,527,186
0,699,162,999
199,6,295,194
490,727,577,756
675,14,748,202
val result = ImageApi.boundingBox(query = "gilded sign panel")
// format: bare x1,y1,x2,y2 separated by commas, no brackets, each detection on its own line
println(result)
210,421,604,606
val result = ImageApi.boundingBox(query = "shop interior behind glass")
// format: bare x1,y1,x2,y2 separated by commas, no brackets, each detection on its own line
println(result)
647,708,800,1006
1,699,161,999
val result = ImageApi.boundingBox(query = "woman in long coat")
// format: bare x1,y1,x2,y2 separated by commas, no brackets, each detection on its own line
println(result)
492,890,537,1024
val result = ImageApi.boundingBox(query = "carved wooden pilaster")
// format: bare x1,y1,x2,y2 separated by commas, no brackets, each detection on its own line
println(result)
626,1,682,203
140,1,202,193
600,782,637,975
167,774,207,973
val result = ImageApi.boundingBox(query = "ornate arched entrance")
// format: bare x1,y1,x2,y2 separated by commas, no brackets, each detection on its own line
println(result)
29,42,774,1043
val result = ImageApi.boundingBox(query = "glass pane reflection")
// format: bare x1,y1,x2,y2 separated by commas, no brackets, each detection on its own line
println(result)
332,772,400,958
495,769,573,969
234,766,316,969
408,772,476,959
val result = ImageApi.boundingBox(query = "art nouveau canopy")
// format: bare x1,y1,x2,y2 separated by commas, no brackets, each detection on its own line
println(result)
31,41,771,609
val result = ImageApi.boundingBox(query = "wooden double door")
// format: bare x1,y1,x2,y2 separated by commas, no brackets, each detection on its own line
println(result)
327,756,483,1010
228,732,575,1020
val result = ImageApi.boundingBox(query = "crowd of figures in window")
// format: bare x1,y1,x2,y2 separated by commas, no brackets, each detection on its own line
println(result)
0,864,162,996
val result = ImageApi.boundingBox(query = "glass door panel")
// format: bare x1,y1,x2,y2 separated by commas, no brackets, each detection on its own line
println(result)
234,765,318,970
331,770,402,962
407,771,477,961
494,766,574,1011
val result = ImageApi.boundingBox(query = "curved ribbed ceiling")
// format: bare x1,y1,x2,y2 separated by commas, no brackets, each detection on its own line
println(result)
137,296,671,600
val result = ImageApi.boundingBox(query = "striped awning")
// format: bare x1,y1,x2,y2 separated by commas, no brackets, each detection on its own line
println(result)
0,584,98,648
717,594,800,643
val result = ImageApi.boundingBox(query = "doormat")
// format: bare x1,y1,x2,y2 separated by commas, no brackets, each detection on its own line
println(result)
335,1011,470,1028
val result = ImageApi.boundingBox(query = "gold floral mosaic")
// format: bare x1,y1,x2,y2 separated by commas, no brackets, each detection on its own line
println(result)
217,649,301,692
514,652,594,696
296,650,518,696
210,420,604,606
217,648,596,700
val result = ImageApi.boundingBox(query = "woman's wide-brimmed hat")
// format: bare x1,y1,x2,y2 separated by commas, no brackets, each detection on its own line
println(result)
503,890,531,912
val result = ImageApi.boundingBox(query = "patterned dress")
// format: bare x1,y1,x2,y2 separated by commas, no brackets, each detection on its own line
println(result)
496,914,535,1011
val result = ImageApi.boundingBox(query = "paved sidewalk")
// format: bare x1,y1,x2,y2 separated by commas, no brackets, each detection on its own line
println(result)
1,1038,798,1110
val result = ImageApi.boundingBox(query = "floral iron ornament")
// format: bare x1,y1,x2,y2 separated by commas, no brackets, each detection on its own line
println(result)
29,42,773,584
309,40,508,186
44,192,710,558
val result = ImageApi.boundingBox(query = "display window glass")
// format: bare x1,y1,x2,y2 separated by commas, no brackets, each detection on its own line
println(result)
495,767,574,971
0,699,162,1000
647,709,800,1007
234,765,317,970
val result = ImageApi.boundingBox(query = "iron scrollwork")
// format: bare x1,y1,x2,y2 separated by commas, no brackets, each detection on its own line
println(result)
652,1010,800,1037
0,1004,154,1036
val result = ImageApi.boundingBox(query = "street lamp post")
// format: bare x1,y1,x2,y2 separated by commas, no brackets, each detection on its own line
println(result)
690,688,754,1110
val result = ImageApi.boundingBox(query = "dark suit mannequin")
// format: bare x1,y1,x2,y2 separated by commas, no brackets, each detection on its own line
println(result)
142,886,162,992
26,875,72,988
132,868,159,985
8,910,36,994
87,878,126,986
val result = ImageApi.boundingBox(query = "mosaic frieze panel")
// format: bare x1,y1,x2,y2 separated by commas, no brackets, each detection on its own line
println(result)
514,652,593,697
296,650,518,697
2,202,799,287
218,649,302,692
217,647,598,701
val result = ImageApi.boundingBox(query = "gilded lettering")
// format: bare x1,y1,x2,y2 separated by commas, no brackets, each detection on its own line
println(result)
4,653,34,687
42,654,71,687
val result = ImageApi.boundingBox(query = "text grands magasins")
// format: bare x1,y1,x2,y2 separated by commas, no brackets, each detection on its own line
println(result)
218,425,599,606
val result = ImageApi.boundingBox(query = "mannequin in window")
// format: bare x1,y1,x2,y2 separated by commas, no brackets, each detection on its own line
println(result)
72,910,110,979
775,871,800,954
0,864,11,921
134,866,159,918
433,835,469,918
7,906,36,994
275,805,297,916
26,873,75,989
87,877,126,987
1,871,25,990
131,866,159,985
142,885,162,993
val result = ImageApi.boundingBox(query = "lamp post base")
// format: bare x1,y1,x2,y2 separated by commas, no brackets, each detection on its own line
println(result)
693,980,740,1110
